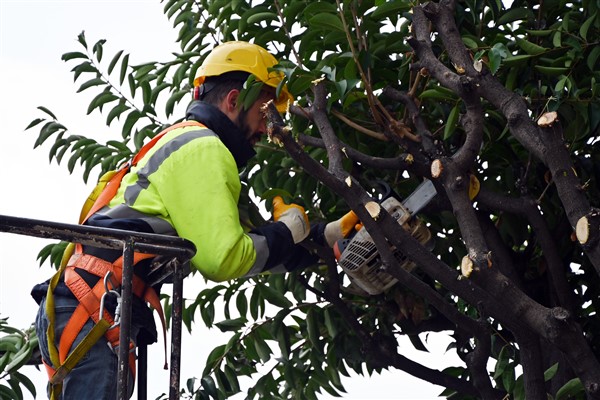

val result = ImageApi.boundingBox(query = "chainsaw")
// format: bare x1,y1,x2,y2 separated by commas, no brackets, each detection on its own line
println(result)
333,179,437,295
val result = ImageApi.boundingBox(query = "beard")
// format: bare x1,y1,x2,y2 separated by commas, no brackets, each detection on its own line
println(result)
236,108,259,145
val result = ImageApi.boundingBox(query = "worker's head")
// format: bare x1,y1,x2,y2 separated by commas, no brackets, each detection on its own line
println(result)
193,41,292,145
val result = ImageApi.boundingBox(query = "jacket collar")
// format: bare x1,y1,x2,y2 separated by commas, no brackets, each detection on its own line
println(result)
185,101,256,168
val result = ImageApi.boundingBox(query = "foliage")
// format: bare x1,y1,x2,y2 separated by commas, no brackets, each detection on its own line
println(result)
0,318,38,400
20,0,600,399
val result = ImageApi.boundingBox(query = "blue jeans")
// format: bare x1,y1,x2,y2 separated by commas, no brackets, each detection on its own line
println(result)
35,295,137,399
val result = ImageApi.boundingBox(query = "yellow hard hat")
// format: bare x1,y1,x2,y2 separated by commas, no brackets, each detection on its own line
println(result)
194,41,293,112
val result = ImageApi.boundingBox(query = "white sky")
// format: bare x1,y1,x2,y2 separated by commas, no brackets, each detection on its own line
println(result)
0,1,462,399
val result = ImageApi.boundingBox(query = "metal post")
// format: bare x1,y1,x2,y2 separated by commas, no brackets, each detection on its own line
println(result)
118,239,135,399
169,261,185,399
138,344,148,400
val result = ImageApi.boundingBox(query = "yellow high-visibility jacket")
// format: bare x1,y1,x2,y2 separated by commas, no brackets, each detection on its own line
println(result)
88,101,316,282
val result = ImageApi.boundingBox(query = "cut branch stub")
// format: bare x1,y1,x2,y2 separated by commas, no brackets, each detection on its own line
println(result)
576,210,600,247
431,159,443,178
461,255,474,278
365,201,381,220
537,111,559,128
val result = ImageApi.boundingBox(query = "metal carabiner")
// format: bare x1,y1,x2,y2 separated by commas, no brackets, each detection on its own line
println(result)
99,271,122,327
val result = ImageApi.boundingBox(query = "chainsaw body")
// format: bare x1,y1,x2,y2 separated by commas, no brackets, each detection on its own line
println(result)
335,196,434,295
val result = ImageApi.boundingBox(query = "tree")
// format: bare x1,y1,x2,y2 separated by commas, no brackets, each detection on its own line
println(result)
8,0,600,398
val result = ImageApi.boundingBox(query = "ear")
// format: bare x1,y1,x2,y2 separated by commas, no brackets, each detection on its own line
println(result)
224,89,240,112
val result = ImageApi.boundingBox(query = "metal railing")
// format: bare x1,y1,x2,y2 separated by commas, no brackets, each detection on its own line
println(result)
0,214,196,400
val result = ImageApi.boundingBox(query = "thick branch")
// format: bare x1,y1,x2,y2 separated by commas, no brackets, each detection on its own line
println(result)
477,188,576,311
382,87,437,155
514,330,547,400
312,82,346,176
297,133,428,176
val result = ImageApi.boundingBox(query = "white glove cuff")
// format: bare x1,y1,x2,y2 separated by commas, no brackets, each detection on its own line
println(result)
324,221,343,248
278,208,309,244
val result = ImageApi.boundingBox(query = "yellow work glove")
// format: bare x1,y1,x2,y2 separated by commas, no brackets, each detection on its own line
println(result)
272,196,310,244
324,210,361,247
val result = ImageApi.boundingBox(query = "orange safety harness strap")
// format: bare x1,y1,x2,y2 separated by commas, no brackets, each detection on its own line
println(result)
44,120,204,394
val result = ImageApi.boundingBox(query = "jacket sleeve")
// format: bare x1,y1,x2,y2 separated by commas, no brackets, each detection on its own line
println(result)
152,135,258,281
151,134,317,281
244,222,319,276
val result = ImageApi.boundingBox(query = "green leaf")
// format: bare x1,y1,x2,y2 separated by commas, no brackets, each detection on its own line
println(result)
489,43,509,74
462,36,480,49
0,383,19,400
203,344,226,376
444,104,460,140
253,333,271,363
534,65,570,76
108,49,124,75
587,45,600,71
201,376,218,398
419,86,457,101
214,317,247,332
224,332,241,354
309,14,344,32
133,63,156,80
77,77,105,92
544,362,559,381
257,283,292,308
92,38,106,62
165,89,189,117
502,364,515,392
275,324,291,359
35,243,52,264
513,374,525,400
246,11,278,25
71,61,97,81
555,76,569,93
304,1,337,17
215,368,232,393
235,290,248,317
61,51,88,61
106,101,129,125
493,346,510,379
553,30,562,47
496,8,535,26
516,38,548,55
120,53,130,85
579,12,596,41
249,286,262,320
223,364,240,393
87,91,118,114
13,370,36,398
306,308,321,352
555,378,584,400
37,106,58,120
48,136,67,162
35,121,66,148
122,110,141,139
25,117,45,130
369,1,410,20
503,54,534,65
323,307,338,338
496,8,532,25
77,30,87,48
174,10,194,27
525,29,554,37
150,82,170,104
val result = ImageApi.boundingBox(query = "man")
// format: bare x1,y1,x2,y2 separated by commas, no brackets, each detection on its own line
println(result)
31,41,358,399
